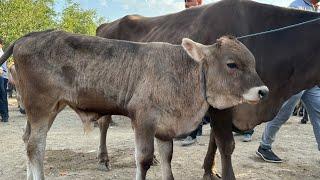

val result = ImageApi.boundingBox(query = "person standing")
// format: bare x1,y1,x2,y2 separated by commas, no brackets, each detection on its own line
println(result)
256,0,320,163
0,38,9,122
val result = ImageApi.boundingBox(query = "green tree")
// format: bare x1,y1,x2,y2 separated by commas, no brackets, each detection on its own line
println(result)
0,0,56,47
0,0,105,47
59,1,104,35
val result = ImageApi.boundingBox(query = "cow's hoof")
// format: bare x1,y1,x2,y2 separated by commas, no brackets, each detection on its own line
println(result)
97,162,110,171
203,173,221,180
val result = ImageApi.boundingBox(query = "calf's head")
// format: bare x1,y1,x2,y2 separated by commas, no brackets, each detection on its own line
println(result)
182,36,268,109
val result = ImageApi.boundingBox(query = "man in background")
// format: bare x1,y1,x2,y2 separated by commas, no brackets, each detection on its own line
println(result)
185,0,203,8
0,38,9,122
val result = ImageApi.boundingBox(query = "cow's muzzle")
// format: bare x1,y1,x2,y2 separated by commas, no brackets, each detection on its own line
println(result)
242,86,269,104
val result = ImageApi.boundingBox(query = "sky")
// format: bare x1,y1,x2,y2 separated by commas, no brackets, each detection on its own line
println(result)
54,0,294,21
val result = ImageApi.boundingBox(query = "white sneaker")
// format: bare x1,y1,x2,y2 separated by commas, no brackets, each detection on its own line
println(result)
242,134,252,142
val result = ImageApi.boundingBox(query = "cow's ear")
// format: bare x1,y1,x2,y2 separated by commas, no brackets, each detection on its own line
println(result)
182,38,206,62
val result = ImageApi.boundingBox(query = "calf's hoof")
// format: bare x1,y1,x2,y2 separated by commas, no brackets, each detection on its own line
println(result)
97,162,110,171
151,155,159,166
203,173,221,180
19,108,26,114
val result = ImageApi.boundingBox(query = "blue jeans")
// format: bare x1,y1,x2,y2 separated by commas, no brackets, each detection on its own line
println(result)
0,77,8,121
260,86,320,151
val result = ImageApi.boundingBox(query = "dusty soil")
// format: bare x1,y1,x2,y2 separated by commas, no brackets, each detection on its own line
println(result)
0,98,319,180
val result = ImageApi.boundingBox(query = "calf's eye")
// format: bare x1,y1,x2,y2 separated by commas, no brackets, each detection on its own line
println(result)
227,63,238,69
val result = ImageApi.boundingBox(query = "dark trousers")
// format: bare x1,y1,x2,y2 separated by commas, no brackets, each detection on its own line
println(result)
0,77,9,121
189,115,211,139
232,123,254,135
190,124,202,139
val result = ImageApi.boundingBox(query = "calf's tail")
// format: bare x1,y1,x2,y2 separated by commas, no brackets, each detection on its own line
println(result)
0,29,56,66
0,42,15,65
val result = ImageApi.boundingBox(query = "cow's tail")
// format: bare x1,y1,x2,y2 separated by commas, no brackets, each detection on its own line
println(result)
0,42,15,65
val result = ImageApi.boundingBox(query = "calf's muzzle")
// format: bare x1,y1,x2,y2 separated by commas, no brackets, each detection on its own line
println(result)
242,86,269,104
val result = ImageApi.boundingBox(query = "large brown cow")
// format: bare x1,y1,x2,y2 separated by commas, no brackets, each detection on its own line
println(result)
96,0,320,179
0,30,267,180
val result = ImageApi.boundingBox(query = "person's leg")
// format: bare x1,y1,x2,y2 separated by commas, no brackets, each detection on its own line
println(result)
190,128,198,139
257,92,303,162
300,107,309,124
243,129,254,142
181,125,200,146
260,92,303,149
196,123,203,136
3,78,8,120
298,102,304,116
0,77,8,122
301,86,320,151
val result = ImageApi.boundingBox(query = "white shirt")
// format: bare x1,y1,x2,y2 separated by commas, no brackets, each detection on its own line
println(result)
0,48,3,56
0,48,8,79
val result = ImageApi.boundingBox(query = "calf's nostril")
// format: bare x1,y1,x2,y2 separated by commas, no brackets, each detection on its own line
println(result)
258,89,269,100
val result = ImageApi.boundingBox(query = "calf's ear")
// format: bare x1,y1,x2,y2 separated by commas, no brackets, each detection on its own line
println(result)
181,38,207,62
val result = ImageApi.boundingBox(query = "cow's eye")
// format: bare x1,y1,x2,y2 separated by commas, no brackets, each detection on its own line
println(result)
227,63,238,69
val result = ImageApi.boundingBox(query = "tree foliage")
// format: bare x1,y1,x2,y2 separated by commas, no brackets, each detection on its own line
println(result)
60,1,104,35
0,0,105,47
0,0,56,46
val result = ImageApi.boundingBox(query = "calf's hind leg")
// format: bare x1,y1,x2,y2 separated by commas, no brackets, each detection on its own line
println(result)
133,118,155,180
23,121,31,144
26,111,59,180
24,100,64,180
22,121,33,180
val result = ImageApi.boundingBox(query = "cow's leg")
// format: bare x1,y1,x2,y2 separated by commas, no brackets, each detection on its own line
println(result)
203,126,220,180
26,113,56,180
134,120,155,180
97,115,112,171
156,138,174,180
23,121,34,180
215,130,235,180
24,100,64,180
214,115,235,180
203,108,235,180
23,120,31,144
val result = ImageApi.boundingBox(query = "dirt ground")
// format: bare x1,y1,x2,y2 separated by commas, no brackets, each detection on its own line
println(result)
0,98,319,180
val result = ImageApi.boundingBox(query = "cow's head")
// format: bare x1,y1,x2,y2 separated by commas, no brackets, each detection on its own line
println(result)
182,36,268,109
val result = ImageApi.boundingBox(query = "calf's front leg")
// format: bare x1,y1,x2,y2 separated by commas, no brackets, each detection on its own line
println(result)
202,125,220,180
203,108,235,180
213,108,235,180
